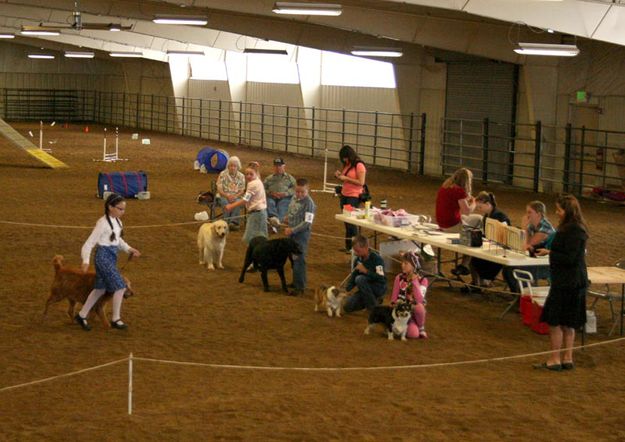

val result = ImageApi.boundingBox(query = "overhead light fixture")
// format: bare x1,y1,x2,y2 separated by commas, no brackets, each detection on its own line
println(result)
109,51,143,58
152,15,208,25
0,33,15,39
21,26,61,36
28,54,55,59
65,51,95,58
350,47,403,57
243,48,288,55
272,2,342,16
166,50,205,56
514,42,579,57
109,24,122,32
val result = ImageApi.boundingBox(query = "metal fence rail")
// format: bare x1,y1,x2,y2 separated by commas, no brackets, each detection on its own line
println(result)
442,117,625,196
90,91,426,174
1,88,623,198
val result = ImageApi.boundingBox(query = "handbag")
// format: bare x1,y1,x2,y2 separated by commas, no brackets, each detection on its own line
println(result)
459,228,483,247
359,184,371,203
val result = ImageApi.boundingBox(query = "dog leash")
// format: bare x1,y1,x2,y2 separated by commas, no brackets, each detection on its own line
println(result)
119,254,134,271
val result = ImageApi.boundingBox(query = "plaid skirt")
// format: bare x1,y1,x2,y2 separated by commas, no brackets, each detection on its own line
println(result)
94,245,126,292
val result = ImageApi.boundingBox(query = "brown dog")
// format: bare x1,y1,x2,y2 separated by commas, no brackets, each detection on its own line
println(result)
43,255,134,327
314,284,348,318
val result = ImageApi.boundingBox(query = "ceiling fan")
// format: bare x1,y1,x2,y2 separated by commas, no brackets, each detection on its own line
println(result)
22,1,132,34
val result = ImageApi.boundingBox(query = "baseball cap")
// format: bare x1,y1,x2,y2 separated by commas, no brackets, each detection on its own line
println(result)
273,158,285,165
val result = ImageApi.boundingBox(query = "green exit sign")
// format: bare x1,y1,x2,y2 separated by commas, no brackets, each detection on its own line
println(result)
576,90,588,102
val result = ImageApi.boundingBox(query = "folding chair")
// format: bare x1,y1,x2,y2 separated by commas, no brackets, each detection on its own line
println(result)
196,180,219,220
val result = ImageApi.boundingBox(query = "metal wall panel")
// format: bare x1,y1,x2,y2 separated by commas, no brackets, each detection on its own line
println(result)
444,62,517,181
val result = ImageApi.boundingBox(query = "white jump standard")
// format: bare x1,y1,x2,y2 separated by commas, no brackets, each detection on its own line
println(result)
94,127,127,162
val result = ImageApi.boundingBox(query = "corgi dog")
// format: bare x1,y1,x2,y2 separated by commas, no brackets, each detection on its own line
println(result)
314,285,348,317
364,301,413,341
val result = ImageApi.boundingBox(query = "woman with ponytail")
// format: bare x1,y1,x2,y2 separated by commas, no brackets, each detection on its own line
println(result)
75,193,141,331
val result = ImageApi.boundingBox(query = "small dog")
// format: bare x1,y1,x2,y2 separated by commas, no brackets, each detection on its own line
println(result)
364,301,413,341
197,219,229,270
43,255,134,327
239,236,302,292
314,285,348,317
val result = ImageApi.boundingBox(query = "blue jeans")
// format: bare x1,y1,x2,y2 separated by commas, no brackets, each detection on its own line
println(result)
343,275,386,313
267,196,292,222
216,196,242,225
503,265,551,292
340,196,361,249
291,230,310,291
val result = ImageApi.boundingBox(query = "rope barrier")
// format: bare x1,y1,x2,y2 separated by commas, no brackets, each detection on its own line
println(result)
0,357,129,392
133,337,625,371
3,334,625,394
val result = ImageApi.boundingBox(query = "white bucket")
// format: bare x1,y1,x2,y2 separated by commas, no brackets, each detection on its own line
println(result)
136,191,151,200
585,310,597,334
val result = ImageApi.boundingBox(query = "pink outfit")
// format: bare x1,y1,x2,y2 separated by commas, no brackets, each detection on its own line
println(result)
341,162,366,197
390,273,429,339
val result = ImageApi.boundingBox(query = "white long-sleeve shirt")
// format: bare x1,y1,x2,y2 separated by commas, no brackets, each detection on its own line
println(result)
81,216,131,265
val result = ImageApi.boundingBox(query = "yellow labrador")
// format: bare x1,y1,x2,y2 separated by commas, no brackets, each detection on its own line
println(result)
197,220,229,270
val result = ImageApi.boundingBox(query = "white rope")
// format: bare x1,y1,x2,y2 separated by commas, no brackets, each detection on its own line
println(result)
3,335,624,393
0,357,129,392
132,336,625,371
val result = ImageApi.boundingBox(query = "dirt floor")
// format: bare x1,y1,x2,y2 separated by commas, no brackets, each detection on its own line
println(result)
2,122,625,441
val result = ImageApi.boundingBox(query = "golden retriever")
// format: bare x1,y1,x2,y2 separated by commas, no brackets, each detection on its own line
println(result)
43,255,134,327
197,219,229,270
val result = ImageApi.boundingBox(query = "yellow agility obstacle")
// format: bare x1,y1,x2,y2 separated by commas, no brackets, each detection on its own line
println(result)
0,118,68,169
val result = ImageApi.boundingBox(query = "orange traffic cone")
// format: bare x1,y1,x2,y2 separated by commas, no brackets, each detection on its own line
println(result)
84,126,89,133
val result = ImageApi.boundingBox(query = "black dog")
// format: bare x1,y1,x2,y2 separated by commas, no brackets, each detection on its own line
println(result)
364,301,414,341
239,236,302,292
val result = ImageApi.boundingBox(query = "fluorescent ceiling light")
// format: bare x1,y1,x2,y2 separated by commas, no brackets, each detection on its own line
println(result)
21,26,60,36
0,33,15,38
166,50,206,56
65,51,95,58
153,15,208,25
243,48,288,55
109,51,143,58
272,2,342,16
351,47,403,57
514,42,579,57
28,54,55,59
109,25,122,32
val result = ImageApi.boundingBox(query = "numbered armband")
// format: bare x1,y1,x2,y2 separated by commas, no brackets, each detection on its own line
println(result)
375,265,385,276
305,211,315,223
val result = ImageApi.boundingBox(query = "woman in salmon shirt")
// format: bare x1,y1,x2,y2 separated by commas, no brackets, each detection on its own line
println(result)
334,145,366,252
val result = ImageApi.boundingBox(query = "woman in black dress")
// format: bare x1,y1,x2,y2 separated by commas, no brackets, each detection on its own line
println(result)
534,194,588,371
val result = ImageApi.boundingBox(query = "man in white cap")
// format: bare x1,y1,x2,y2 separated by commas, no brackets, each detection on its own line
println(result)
263,157,296,233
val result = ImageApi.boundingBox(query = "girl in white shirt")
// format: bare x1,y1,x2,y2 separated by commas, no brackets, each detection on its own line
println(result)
225,162,268,244
75,193,140,331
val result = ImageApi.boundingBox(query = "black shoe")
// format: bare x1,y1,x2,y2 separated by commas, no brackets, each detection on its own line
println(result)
451,265,470,276
287,290,303,296
533,362,562,371
110,319,128,330
74,314,91,331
